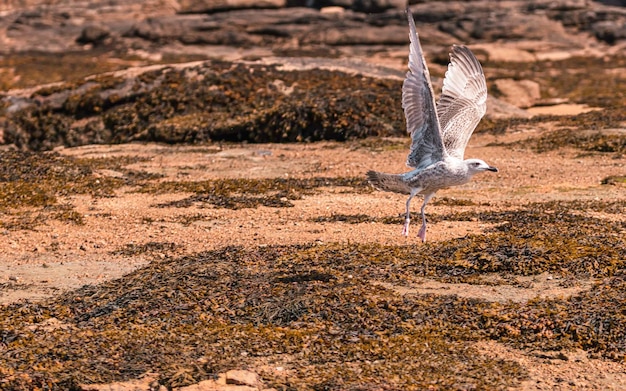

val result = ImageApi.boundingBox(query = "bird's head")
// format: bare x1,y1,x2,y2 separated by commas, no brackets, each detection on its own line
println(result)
465,158,498,175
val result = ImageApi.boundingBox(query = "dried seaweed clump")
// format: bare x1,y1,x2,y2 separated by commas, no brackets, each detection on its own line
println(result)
111,241,182,257
530,127,626,154
430,201,626,280
139,176,371,210
307,200,625,282
0,151,156,229
491,274,626,358
531,56,626,108
0,201,624,389
5,61,404,151
0,246,526,390
0,151,120,210
483,55,626,109
2,235,626,389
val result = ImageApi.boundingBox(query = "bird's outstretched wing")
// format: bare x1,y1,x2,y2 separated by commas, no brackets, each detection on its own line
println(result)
402,9,445,170
436,45,487,159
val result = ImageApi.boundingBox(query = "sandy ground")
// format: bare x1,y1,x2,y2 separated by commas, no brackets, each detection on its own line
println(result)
1,124,625,389
2,132,625,304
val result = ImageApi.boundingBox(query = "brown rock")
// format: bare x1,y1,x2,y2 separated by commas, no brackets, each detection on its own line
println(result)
2,0,626,61
486,96,532,119
352,0,407,13
592,20,626,44
317,0,354,8
493,78,541,109
178,0,287,14
307,25,408,45
76,25,111,45
320,6,346,14
310,0,406,12
225,370,260,387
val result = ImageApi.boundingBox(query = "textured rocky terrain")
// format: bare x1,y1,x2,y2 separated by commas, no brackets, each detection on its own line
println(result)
1,0,626,390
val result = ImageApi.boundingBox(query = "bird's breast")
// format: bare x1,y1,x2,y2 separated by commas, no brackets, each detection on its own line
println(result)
409,162,470,192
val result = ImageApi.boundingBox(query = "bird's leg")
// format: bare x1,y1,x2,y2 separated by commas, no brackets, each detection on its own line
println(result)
402,190,418,237
417,193,434,243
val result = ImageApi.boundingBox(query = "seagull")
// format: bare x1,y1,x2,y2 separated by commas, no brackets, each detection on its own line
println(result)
366,9,498,243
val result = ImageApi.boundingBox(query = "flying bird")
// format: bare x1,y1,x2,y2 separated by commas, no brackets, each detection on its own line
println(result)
367,9,498,243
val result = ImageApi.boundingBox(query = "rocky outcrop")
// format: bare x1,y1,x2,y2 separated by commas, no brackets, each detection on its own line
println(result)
1,55,530,151
1,0,625,150
178,0,287,13
0,1,626,58
493,79,542,109
2,59,406,150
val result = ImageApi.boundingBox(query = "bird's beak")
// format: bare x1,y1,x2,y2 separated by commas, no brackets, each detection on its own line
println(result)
486,166,498,172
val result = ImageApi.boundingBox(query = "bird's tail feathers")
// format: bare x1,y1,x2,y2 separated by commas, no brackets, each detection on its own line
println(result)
366,170,411,194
